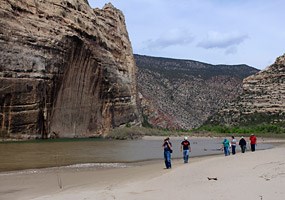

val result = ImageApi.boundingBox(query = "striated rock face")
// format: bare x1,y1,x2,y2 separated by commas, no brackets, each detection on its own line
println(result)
135,54,259,130
207,54,285,126
0,0,141,138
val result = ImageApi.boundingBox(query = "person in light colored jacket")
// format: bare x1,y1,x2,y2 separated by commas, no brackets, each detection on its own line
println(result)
231,136,237,155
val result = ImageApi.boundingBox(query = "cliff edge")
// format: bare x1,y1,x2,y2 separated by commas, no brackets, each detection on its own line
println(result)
0,0,141,138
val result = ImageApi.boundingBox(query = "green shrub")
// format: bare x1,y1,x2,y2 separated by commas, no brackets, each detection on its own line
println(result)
194,123,285,138
142,114,153,128
107,126,186,140
0,130,8,140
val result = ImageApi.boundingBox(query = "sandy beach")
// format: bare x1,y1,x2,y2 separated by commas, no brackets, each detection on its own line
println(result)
1,141,285,200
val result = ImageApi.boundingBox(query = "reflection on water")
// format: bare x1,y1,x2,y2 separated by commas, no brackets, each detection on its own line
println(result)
0,137,272,172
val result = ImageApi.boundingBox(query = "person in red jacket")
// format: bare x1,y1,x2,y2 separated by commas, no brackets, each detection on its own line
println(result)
249,134,257,152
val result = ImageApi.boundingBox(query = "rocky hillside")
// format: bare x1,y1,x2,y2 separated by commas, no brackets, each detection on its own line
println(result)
0,0,141,139
135,54,259,130
206,54,285,126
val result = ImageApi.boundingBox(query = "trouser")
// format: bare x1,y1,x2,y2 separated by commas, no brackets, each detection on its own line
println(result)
240,145,246,153
251,144,256,152
164,151,171,169
232,145,236,155
183,150,189,163
224,147,230,156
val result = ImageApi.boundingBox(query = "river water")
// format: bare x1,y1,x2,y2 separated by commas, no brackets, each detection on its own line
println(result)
0,137,272,172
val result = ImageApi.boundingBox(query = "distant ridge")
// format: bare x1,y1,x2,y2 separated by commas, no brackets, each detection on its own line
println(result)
135,54,258,80
135,54,259,129
206,54,285,127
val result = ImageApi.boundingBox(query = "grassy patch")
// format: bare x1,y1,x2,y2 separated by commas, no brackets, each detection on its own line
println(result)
194,124,285,138
107,126,190,140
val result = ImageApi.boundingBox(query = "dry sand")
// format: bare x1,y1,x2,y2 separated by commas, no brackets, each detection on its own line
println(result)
1,143,285,200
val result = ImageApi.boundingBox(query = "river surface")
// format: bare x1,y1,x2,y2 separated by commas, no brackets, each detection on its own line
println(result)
0,137,273,172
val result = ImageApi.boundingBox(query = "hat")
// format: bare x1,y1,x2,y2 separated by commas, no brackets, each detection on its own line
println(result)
184,136,188,140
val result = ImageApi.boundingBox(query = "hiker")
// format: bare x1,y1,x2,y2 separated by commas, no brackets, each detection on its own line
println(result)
249,134,257,152
239,136,247,153
231,136,237,155
162,137,172,169
181,136,191,163
222,138,230,156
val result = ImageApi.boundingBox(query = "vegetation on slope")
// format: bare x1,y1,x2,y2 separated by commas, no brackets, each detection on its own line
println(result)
135,54,259,129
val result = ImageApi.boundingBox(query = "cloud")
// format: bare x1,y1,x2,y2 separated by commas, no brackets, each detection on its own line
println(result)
197,31,249,49
144,29,194,50
89,0,285,69
225,46,237,55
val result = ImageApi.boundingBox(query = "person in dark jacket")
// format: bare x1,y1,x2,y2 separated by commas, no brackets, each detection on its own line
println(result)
239,136,247,153
162,137,172,169
181,136,191,163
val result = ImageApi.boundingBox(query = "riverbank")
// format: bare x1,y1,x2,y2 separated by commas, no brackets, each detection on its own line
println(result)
1,139,285,200
0,136,274,172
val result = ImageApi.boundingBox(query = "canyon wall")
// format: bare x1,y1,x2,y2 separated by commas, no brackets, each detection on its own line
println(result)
207,54,285,126
135,54,259,130
0,0,141,138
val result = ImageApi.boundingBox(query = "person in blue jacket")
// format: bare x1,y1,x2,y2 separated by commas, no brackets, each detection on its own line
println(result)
222,138,230,156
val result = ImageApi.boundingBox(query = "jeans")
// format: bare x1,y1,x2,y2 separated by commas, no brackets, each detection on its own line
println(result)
232,145,236,155
183,150,189,163
224,146,230,156
164,151,171,169
251,144,256,152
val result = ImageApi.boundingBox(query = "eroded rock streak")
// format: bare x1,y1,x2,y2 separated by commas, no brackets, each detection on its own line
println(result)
0,0,140,138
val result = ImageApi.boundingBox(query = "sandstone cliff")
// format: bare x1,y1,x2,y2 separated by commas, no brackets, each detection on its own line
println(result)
135,54,259,130
207,54,285,126
0,0,141,138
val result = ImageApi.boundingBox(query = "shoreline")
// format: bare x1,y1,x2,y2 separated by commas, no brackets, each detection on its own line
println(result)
0,136,283,174
0,154,219,200
1,139,285,200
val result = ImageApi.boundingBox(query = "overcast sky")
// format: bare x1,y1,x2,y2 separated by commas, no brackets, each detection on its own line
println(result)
88,0,285,69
